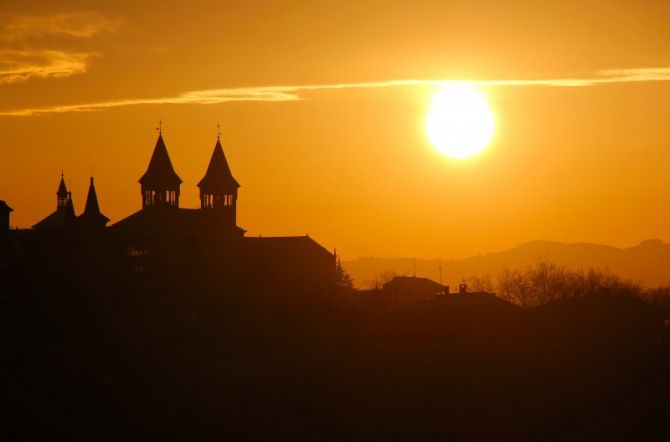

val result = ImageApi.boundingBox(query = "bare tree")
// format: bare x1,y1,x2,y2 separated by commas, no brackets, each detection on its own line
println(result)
466,273,495,293
364,270,398,290
492,260,642,308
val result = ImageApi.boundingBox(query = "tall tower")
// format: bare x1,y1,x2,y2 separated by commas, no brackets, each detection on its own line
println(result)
139,130,182,208
197,133,240,227
78,177,110,228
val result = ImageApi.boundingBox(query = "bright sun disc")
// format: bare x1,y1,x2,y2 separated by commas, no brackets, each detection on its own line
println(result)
426,83,495,159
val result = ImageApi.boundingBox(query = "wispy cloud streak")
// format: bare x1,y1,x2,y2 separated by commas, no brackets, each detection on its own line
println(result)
2,12,120,40
0,50,94,84
0,12,119,86
3,67,670,116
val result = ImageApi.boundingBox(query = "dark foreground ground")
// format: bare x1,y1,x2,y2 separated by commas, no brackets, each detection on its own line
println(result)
4,276,670,441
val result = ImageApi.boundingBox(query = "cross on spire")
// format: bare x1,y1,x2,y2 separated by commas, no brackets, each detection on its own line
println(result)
216,123,221,140
157,119,163,135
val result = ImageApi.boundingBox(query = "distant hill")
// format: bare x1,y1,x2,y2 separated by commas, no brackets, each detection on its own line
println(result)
343,239,670,289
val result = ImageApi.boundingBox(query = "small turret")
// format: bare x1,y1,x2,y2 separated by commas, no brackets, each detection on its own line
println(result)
197,132,240,227
139,128,182,208
33,173,78,230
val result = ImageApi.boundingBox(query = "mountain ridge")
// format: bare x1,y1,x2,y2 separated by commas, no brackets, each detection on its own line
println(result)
343,239,670,289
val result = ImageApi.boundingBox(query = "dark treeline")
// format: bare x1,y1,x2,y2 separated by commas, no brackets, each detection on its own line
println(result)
466,260,670,309
4,265,670,441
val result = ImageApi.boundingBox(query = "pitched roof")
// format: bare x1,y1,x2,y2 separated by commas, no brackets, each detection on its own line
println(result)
0,200,12,212
78,177,109,227
139,133,182,189
33,203,77,230
383,276,445,292
33,191,77,230
111,207,245,238
197,138,240,193
242,236,333,260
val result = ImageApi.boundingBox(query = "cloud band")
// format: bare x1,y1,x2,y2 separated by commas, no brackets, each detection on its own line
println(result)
2,67,670,117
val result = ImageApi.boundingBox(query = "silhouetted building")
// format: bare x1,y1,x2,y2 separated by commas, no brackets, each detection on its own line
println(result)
9,129,336,288
383,276,446,304
33,174,77,230
0,200,12,231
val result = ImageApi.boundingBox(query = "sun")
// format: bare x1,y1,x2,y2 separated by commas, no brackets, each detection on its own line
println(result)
426,83,495,159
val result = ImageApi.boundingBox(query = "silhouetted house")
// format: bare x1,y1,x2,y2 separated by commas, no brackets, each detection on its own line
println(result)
242,236,335,287
77,177,110,229
32,174,77,230
0,200,12,231
383,276,446,304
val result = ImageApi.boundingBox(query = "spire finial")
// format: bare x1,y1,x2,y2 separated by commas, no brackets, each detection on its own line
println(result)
157,119,162,135
61,169,64,178
216,123,221,140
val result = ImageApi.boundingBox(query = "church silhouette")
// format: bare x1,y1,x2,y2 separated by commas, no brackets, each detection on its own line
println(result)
1,130,336,289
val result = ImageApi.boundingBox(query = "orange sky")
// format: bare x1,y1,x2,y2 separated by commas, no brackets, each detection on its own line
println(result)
1,1,670,259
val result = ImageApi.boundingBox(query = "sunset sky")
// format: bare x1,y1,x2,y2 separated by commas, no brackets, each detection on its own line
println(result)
1,1,670,259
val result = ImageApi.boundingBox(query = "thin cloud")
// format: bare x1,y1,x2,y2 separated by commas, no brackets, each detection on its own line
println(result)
2,12,120,40
2,67,670,117
0,12,119,85
0,50,94,84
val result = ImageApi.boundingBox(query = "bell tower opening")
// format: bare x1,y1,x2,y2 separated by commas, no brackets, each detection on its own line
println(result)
197,131,240,227
138,126,183,209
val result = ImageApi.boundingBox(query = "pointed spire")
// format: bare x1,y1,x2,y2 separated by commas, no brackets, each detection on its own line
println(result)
57,173,68,197
197,136,240,193
78,176,109,228
84,177,101,214
139,131,182,188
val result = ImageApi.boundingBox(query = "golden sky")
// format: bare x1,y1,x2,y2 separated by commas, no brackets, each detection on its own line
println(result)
1,1,670,259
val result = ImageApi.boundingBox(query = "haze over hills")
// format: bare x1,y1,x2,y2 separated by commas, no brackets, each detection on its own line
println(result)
343,239,670,289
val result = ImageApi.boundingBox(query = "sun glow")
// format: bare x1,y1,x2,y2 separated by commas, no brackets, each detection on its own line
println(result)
426,83,495,159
